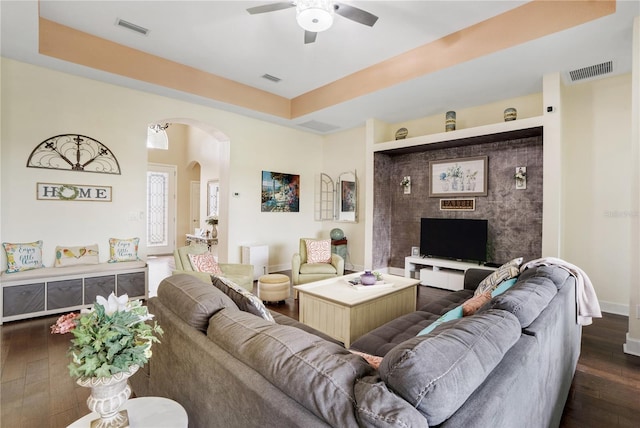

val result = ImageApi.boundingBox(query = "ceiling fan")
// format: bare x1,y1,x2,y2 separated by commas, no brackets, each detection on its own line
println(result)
247,0,379,44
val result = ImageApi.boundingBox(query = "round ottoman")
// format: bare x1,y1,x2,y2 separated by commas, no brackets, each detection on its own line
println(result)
257,273,291,304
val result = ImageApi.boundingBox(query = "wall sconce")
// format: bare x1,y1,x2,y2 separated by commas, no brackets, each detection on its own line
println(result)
401,176,411,194
515,167,527,190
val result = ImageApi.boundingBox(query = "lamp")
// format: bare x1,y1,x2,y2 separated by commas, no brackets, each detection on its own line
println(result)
296,0,334,32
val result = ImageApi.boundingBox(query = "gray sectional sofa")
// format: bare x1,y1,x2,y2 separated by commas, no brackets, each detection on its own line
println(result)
131,265,581,428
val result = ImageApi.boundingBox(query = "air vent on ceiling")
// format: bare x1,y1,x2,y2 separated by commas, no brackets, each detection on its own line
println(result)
115,18,149,36
567,61,613,83
261,74,282,83
297,120,340,133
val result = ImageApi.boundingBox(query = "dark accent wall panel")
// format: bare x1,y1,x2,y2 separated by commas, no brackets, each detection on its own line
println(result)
374,136,543,269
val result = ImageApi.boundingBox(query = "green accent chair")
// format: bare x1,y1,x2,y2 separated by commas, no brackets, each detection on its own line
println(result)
292,238,344,286
173,244,254,291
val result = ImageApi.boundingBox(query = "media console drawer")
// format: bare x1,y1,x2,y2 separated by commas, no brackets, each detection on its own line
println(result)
420,267,464,291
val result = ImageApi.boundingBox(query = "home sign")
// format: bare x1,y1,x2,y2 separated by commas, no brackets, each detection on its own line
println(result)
37,182,112,202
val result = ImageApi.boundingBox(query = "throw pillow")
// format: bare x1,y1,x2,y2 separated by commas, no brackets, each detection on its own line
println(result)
54,244,99,267
462,292,492,316
305,239,331,264
188,252,223,275
474,257,523,296
417,305,463,336
491,277,518,297
211,276,275,322
2,240,44,273
349,350,383,370
108,237,140,263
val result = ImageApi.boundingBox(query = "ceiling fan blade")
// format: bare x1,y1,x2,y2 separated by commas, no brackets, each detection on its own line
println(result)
304,31,317,44
334,2,379,27
247,2,295,15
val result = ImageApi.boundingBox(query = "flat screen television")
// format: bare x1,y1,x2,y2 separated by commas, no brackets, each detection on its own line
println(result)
420,218,488,263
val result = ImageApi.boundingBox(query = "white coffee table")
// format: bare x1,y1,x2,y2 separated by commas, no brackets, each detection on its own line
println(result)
68,397,188,428
294,272,419,347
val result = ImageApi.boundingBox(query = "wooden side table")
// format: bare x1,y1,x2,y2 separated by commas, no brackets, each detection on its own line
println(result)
68,397,188,428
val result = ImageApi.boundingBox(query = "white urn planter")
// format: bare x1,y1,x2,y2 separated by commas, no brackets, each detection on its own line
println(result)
77,365,139,428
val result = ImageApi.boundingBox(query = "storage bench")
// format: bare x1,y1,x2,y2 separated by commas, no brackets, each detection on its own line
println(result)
0,261,148,324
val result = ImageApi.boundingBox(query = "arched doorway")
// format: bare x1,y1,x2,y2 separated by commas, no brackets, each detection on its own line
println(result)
146,118,230,260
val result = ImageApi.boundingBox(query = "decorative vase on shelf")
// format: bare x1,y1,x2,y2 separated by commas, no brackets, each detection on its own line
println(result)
360,271,377,286
445,111,456,132
77,365,139,428
210,224,218,239
504,107,517,121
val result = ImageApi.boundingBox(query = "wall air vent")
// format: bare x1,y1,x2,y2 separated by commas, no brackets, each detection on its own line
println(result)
298,120,340,133
261,74,282,83
115,18,150,36
567,61,613,83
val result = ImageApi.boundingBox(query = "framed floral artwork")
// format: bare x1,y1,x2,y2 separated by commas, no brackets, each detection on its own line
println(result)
429,156,488,197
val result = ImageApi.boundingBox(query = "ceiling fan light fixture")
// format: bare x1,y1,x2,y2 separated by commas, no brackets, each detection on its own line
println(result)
296,0,334,32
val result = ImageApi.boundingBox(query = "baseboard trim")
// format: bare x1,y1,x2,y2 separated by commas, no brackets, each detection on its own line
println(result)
599,300,629,316
623,333,640,356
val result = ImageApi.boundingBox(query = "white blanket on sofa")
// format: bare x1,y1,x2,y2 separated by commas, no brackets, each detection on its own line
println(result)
520,257,602,326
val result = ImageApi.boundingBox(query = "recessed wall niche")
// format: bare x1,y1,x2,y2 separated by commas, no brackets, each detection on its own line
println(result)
373,134,543,270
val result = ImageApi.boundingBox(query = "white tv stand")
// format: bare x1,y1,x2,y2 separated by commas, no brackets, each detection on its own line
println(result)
404,256,493,291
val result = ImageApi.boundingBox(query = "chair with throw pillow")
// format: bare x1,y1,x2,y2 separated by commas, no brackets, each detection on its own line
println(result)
173,244,254,291
292,238,344,286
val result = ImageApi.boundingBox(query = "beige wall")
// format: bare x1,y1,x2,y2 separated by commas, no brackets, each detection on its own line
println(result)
0,58,322,270
386,93,543,141
320,127,367,271
562,74,633,313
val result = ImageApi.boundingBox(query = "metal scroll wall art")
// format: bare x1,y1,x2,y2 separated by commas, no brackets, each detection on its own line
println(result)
26,134,121,175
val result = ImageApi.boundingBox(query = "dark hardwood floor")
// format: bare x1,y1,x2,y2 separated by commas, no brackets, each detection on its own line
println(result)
2,261,639,427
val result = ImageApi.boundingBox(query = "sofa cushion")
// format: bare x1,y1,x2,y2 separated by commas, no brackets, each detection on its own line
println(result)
379,309,521,426
299,262,337,274
519,264,572,291
482,274,557,328
157,273,239,332
349,310,443,357
211,276,275,322
417,289,474,315
354,375,429,428
207,309,373,426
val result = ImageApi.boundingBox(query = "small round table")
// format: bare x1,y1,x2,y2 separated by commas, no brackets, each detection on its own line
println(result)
68,397,188,428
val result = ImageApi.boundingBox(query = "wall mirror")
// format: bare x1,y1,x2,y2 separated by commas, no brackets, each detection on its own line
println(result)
337,171,357,223
315,173,334,221
314,170,358,223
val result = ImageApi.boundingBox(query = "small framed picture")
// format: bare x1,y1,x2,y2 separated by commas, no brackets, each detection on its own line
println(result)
411,246,420,257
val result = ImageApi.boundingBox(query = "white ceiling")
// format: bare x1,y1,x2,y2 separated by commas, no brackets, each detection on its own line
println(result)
1,1,639,134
